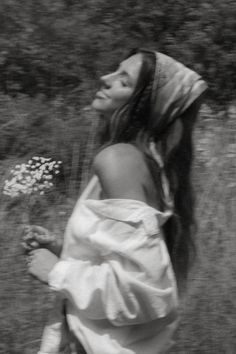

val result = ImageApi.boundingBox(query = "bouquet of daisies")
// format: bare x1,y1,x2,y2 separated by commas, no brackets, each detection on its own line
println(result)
3,157,61,197
3,156,62,223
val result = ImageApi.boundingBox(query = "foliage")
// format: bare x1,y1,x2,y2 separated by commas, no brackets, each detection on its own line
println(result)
0,0,234,194
0,0,235,194
0,0,234,104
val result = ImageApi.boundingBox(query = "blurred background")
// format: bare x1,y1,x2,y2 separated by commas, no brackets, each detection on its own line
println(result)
0,0,235,353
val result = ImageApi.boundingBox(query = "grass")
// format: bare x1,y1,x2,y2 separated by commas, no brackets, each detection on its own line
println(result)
0,105,235,354
170,105,236,353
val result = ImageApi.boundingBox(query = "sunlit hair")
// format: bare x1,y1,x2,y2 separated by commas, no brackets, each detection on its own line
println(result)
100,48,203,290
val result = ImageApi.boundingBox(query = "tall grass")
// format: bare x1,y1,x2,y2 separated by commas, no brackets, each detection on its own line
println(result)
169,104,236,353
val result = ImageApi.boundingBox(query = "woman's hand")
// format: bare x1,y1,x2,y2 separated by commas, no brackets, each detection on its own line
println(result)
22,225,63,256
27,249,58,284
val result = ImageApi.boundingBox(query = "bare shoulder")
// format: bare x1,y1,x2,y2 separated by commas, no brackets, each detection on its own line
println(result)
94,143,145,171
93,143,148,200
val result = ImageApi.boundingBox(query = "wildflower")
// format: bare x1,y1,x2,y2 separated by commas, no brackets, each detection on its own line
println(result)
3,156,62,199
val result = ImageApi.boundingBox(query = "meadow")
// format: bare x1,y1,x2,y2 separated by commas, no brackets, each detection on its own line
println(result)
0,103,235,354
0,0,235,352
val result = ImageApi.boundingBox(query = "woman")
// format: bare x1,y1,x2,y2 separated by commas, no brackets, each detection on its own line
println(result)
24,48,207,354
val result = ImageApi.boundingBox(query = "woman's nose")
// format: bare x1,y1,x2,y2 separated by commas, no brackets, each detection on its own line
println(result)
100,73,115,88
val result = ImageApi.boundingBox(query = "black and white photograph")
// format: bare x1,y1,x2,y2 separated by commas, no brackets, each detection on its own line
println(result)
0,1,235,353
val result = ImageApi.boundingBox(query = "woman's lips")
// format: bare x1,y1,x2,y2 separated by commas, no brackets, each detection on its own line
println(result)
95,91,109,99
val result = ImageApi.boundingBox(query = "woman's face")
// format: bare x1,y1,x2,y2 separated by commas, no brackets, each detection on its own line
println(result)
92,54,143,115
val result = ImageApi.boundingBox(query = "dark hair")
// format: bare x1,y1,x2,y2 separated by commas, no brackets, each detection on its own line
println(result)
105,48,156,144
159,102,200,291
101,48,201,290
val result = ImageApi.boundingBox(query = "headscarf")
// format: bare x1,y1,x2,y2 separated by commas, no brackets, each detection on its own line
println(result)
149,51,208,132
146,51,208,210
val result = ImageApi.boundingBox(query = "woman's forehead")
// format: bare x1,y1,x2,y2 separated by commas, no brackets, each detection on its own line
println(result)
119,53,143,81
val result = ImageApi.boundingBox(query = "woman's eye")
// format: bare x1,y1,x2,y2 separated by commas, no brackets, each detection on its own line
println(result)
121,81,128,87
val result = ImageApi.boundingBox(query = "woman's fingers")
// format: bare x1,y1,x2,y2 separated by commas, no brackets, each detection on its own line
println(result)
22,225,57,257
29,240,39,248
29,225,50,235
22,225,55,244
21,241,32,251
25,251,35,267
23,225,50,238
21,239,40,251
22,230,34,241
32,232,55,244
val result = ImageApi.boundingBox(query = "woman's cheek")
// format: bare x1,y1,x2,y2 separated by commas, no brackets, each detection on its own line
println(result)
115,90,133,106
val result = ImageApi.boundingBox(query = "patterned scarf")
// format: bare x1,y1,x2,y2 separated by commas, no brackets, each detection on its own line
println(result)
150,51,208,131
147,51,208,209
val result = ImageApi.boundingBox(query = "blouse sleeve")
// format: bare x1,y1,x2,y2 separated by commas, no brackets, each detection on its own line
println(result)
48,199,178,326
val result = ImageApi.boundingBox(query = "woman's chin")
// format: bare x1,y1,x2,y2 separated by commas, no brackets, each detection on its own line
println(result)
91,98,103,111
91,99,109,114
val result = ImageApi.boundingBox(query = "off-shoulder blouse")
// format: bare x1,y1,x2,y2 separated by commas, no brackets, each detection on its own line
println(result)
48,175,179,354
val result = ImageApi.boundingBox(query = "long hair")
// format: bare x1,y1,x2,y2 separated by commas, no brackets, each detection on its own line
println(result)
157,102,200,290
100,49,202,289
102,48,155,145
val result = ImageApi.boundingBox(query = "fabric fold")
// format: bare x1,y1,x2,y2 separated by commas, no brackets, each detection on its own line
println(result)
49,198,178,327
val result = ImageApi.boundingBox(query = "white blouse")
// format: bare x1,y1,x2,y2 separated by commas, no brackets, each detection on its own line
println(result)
47,175,179,354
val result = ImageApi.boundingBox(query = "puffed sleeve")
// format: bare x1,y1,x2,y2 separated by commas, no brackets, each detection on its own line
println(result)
48,199,178,326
